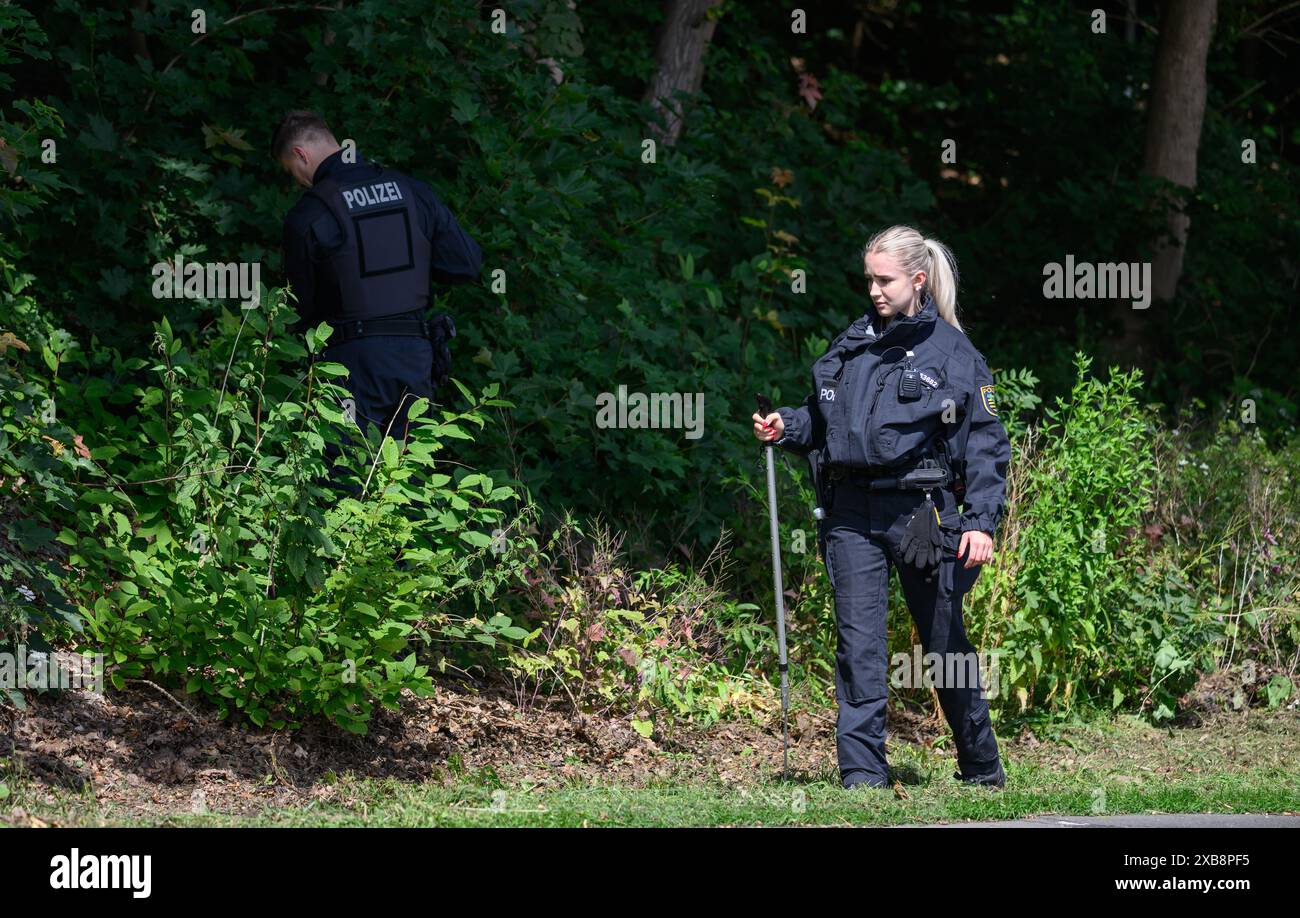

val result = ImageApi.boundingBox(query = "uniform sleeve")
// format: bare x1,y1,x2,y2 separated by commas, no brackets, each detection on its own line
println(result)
959,353,1010,535
414,181,483,286
282,214,318,330
774,393,819,456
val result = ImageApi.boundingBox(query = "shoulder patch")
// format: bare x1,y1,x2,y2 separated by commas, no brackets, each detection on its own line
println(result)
980,384,997,417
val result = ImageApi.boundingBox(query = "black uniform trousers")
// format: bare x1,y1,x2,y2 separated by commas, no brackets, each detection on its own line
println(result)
319,333,434,489
819,478,1003,787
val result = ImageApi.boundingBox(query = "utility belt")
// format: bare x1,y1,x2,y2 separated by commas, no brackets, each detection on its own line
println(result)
325,309,457,387
812,450,952,520
327,309,454,344
823,459,950,492
814,455,957,575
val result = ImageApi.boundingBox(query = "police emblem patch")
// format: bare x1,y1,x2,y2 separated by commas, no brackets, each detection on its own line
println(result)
980,384,997,416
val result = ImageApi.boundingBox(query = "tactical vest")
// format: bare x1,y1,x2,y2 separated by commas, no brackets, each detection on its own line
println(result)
307,169,432,322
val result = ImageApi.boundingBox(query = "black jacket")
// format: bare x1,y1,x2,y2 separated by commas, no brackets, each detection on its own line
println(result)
775,294,1010,535
282,150,482,327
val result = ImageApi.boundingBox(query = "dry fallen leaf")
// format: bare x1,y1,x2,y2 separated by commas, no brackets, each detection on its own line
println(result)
0,331,31,353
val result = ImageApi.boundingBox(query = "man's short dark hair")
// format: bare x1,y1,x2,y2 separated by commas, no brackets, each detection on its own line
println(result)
271,111,336,160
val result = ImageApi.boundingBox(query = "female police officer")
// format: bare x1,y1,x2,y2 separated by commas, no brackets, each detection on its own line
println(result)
753,225,1010,790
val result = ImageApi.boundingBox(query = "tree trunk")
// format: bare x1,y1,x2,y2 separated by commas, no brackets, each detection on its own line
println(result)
313,0,345,87
130,0,152,64
1143,0,1217,303
1106,0,1216,371
642,0,724,148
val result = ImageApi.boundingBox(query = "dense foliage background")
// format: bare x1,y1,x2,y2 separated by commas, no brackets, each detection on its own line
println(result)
2,0,1297,732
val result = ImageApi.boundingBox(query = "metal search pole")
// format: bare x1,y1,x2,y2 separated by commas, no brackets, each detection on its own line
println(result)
756,394,790,780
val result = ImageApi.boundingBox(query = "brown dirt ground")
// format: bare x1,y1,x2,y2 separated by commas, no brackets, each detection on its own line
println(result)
1172,662,1296,727
0,674,953,823
1,664,1283,825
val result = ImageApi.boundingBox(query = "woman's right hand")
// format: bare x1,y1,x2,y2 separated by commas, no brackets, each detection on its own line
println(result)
752,411,784,442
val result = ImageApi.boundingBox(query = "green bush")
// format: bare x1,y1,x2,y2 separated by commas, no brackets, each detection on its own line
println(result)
1141,418,1300,710
57,291,526,732
1,6,80,660
971,353,1156,717
0,263,88,652
501,518,775,729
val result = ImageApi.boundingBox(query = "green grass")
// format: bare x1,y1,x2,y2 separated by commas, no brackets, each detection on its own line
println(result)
5,710,1298,827
12,769,1296,828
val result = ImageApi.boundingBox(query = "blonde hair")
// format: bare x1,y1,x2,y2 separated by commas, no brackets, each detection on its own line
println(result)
862,225,962,332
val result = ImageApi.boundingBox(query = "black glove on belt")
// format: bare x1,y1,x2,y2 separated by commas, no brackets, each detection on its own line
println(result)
900,492,943,570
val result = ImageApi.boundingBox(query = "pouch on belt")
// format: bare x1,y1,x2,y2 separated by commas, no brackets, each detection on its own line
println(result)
427,312,456,388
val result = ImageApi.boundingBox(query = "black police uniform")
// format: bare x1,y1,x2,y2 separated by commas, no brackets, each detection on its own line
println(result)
774,292,1011,788
282,149,482,440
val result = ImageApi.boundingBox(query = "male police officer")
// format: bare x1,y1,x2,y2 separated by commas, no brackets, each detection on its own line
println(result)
274,110,482,443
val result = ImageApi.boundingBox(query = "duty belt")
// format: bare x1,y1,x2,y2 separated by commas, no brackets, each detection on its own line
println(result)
826,465,887,484
328,311,430,343
824,461,950,491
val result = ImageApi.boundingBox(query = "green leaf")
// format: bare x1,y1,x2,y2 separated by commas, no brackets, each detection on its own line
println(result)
433,423,472,440
1265,676,1294,709
450,91,480,124
99,266,133,301
80,113,117,152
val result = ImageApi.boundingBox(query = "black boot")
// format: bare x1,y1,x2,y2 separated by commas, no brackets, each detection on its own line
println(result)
953,759,1006,789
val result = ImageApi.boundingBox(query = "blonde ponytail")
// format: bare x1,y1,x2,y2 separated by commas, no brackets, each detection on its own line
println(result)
863,225,963,332
922,237,962,332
